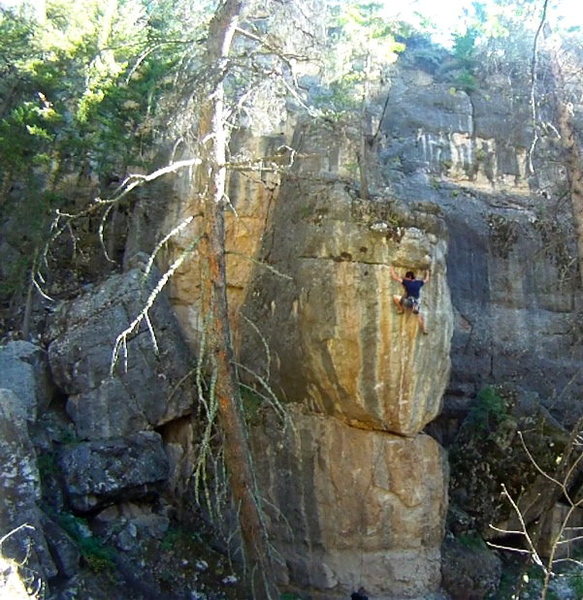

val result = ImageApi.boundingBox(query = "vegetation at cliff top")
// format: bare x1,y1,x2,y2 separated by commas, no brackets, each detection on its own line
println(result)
2,0,581,316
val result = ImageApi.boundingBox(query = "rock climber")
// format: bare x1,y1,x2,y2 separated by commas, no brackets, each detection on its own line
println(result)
351,588,369,600
390,265,430,334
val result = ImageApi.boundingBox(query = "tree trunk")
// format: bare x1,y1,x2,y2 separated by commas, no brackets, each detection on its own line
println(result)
555,99,583,287
548,43,583,287
357,52,372,200
194,1,278,597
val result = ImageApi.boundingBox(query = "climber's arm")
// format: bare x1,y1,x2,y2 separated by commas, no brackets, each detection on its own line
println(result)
390,266,402,283
424,269,431,285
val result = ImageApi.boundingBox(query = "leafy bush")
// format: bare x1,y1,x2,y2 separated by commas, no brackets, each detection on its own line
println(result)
0,0,198,318
466,385,509,433
56,512,116,572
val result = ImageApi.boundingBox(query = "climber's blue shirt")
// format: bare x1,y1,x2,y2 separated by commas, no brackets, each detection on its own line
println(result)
402,279,424,298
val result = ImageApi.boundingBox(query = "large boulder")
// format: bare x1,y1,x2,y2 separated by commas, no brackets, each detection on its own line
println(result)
58,431,169,513
251,408,448,599
0,340,52,423
0,388,57,583
239,180,453,436
0,344,79,587
161,120,453,599
47,265,194,440
163,122,453,437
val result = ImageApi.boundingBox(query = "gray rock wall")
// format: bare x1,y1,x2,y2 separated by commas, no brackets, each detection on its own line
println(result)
47,265,193,440
0,344,64,587
1,266,197,595
58,431,169,513
378,50,583,429
0,388,56,583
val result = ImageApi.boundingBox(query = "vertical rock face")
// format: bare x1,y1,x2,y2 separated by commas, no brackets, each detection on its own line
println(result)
47,265,193,440
231,132,453,594
368,47,583,593
377,48,583,426
163,135,282,344
252,408,448,599
0,341,52,422
0,386,56,585
163,120,453,596
240,179,453,436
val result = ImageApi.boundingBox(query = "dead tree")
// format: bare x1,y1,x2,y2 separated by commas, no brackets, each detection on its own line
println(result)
192,0,278,597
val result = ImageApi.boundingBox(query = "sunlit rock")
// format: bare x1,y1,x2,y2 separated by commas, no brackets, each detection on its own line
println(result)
162,116,454,599
240,180,453,435
0,389,56,583
251,407,448,599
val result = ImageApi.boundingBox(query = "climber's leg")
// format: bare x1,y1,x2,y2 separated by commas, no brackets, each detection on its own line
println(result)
418,312,428,334
393,294,404,314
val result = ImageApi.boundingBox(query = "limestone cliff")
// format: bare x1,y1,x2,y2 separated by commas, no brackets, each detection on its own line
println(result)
162,109,454,596
239,173,453,437
251,408,447,598
159,38,583,598
5,30,583,600
238,137,453,596
377,43,583,428
372,42,583,592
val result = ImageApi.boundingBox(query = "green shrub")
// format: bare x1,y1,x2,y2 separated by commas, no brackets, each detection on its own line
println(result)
160,525,201,553
458,531,488,551
466,386,509,433
56,512,115,572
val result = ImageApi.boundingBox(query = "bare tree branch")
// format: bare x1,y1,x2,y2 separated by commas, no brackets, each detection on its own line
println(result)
110,233,203,374
527,0,550,174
